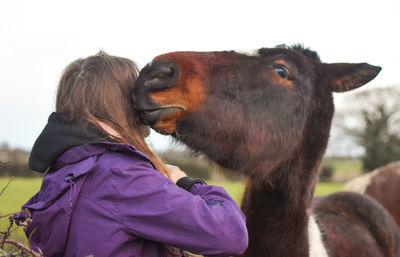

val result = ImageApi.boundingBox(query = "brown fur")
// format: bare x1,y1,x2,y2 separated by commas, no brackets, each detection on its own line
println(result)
345,162,400,228
132,46,400,257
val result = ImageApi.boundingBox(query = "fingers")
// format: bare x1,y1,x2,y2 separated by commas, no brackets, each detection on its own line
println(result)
165,164,187,184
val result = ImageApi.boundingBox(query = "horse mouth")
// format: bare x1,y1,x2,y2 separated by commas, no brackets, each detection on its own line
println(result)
138,107,185,127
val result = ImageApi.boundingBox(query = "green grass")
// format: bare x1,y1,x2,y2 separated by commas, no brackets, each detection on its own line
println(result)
207,180,246,203
0,178,42,213
314,182,344,197
0,177,41,248
208,180,344,203
323,158,363,182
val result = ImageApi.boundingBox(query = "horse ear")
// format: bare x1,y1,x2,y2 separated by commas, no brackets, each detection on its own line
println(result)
320,63,381,92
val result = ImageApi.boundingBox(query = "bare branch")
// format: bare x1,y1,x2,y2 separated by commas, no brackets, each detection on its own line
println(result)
0,212,20,219
0,217,42,256
2,239,42,257
0,177,14,197
0,217,13,249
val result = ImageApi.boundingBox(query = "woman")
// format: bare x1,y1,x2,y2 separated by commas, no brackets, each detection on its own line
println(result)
16,52,248,257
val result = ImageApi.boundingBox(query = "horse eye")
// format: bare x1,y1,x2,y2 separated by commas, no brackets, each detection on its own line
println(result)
272,66,289,80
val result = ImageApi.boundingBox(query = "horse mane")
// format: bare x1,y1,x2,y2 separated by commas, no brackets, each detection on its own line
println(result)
275,44,321,61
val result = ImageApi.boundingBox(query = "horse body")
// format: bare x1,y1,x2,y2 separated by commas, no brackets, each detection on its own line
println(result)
132,45,400,256
345,162,400,228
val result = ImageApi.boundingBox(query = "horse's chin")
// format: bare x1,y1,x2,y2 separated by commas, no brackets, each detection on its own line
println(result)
140,107,185,135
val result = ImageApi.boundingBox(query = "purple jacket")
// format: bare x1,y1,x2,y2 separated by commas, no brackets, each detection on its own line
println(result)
18,140,248,257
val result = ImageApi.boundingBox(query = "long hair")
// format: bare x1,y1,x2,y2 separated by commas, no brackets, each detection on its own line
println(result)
56,52,187,256
56,51,170,178
56,51,193,257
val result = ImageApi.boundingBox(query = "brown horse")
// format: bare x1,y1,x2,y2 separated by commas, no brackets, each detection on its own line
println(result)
345,161,400,228
132,45,400,257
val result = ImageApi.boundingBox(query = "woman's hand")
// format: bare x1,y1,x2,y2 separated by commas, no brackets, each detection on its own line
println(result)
165,164,187,184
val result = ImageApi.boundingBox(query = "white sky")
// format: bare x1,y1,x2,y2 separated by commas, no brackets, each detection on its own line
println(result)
1,0,399,151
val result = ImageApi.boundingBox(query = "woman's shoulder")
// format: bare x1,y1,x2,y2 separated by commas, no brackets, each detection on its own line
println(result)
55,141,152,169
77,142,164,202
91,142,151,160
91,142,156,171
57,141,158,183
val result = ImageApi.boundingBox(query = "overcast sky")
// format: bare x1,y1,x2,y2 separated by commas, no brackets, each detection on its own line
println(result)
1,0,399,152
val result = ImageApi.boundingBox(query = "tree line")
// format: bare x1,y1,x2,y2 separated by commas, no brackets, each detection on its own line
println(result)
0,143,40,178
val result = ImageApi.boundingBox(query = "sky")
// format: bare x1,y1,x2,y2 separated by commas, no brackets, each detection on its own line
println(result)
1,0,399,152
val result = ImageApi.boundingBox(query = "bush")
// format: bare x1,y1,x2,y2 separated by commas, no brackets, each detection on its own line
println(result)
319,165,334,182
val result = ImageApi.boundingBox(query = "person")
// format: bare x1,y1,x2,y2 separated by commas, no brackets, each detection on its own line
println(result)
14,52,248,257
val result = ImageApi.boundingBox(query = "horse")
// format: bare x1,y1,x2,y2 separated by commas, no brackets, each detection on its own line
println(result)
345,161,400,228
132,45,400,257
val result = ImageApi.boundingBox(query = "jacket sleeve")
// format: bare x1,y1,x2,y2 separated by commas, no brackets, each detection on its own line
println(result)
112,156,248,256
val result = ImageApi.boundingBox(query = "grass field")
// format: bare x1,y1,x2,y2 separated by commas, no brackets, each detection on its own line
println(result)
0,177,42,249
0,177,344,252
323,158,363,182
207,180,344,203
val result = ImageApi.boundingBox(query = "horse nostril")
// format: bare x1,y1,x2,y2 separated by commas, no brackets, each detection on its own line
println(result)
143,63,178,89
148,66,174,80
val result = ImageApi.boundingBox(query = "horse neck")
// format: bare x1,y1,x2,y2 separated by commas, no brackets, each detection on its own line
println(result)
241,157,320,257
241,98,333,257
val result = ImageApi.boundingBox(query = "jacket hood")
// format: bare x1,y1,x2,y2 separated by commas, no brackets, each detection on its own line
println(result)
29,112,109,173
